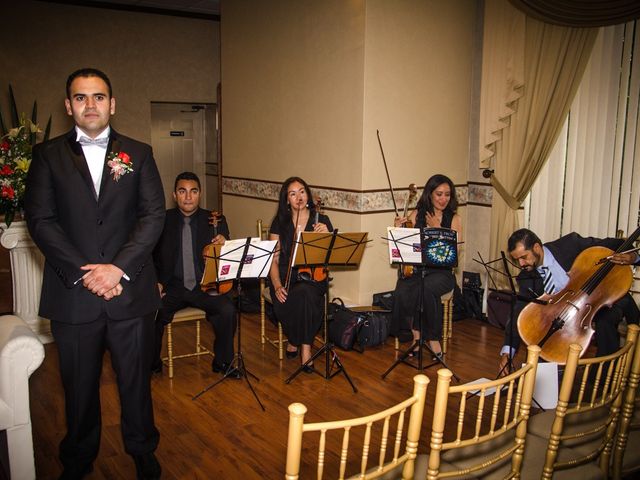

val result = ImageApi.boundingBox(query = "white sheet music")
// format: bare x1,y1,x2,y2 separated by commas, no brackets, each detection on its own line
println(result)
217,237,277,280
386,227,421,264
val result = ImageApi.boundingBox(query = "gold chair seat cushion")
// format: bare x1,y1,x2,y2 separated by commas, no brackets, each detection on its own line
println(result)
528,406,610,451
434,431,604,480
618,427,640,474
172,306,207,322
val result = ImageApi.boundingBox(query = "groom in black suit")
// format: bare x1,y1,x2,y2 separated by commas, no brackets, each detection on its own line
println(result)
25,68,165,479
498,228,640,374
153,171,237,376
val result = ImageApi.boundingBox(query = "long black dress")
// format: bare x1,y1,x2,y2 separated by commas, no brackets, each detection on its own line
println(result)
269,213,333,346
390,210,456,342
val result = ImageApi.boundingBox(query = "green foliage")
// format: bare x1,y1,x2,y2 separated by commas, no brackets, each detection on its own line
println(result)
0,86,52,226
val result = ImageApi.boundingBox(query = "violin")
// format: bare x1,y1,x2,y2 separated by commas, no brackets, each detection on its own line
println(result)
517,226,640,364
296,198,329,283
200,211,233,295
399,184,418,278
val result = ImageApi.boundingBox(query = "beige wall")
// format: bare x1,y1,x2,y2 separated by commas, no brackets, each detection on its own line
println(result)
221,0,476,304
1,1,219,144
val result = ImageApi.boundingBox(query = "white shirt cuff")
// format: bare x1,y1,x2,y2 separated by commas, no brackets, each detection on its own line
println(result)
500,345,516,357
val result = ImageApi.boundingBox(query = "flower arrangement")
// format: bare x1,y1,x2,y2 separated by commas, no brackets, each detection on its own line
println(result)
107,151,133,181
0,118,41,225
0,86,51,226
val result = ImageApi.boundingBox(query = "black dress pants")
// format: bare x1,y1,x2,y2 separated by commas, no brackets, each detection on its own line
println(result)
52,313,159,471
154,286,237,365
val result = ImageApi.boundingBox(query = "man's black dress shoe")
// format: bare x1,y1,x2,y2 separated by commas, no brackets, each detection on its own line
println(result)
151,361,163,375
133,452,161,480
212,360,242,379
58,463,93,480
285,348,298,359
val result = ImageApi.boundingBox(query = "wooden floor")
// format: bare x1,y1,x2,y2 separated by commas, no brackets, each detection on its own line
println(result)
29,314,519,479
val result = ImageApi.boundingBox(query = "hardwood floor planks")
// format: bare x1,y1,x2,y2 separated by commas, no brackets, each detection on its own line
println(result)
30,314,516,479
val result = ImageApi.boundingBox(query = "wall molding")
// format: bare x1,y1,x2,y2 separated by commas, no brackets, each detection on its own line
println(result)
223,176,494,213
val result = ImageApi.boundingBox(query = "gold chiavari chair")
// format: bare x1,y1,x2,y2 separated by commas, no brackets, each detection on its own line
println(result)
526,324,639,479
612,322,640,479
415,344,540,479
285,374,429,480
163,307,213,379
257,219,287,360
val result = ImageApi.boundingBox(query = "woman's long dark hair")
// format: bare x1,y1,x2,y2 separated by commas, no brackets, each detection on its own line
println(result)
415,174,458,221
273,176,316,244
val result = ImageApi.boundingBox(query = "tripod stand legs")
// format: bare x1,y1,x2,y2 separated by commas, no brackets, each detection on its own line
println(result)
382,338,461,381
285,342,358,393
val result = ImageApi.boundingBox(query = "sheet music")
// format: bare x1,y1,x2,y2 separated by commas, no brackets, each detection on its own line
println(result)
387,227,422,264
217,237,277,280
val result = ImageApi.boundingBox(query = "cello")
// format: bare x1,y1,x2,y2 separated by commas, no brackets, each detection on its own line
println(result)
517,226,640,363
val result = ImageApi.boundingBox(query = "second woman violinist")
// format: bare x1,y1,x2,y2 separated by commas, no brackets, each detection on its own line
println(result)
390,174,462,358
269,177,333,372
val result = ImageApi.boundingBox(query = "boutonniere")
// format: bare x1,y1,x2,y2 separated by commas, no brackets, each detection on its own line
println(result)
107,151,133,181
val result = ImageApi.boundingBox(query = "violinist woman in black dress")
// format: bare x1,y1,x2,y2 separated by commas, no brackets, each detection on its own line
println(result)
269,177,333,371
390,174,462,357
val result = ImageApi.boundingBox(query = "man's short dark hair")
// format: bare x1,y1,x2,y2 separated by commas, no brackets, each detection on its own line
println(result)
508,228,542,253
174,172,201,191
66,68,113,99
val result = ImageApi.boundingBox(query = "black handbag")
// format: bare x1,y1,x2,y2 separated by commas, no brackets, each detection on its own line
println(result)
328,298,390,351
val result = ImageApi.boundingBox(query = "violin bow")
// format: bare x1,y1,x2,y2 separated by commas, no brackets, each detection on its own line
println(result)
376,129,400,217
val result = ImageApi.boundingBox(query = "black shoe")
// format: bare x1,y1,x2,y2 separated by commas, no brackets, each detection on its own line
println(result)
58,463,93,480
432,352,444,361
302,363,314,374
151,361,163,375
133,453,161,480
285,348,298,359
212,360,242,379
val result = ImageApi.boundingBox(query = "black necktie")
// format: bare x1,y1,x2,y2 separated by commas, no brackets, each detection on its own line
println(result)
182,216,197,290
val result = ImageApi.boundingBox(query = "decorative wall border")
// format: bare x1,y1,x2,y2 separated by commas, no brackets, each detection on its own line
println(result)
222,176,493,213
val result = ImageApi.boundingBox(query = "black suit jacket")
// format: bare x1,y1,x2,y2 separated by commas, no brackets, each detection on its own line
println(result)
153,207,230,291
25,129,166,323
505,233,629,348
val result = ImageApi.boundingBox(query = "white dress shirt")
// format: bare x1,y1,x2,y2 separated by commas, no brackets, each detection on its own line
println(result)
76,126,110,198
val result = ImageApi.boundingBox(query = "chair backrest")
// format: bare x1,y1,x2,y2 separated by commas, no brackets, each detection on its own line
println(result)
426,344,541,479
257,219,269,241
285,374,429,480
611,324,640,479
542,324,639,478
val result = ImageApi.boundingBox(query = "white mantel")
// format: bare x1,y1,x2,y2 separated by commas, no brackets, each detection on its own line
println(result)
0,220,51,343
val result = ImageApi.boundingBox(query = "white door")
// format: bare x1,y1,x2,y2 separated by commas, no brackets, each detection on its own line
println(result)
150,103,207,208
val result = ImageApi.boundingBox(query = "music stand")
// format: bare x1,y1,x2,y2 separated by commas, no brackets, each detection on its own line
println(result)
381,227,461,381
284,229,369,392
192,236,276,411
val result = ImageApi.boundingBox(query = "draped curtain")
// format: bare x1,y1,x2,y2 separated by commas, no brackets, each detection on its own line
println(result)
509,0,640,27
480,0,598,264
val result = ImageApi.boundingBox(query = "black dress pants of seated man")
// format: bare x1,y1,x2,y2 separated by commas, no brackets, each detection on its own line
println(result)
153,286,237,371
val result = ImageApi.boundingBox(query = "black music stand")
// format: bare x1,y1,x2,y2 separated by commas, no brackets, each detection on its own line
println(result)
381,227,460,381
284,230,369,393
192,237,276,411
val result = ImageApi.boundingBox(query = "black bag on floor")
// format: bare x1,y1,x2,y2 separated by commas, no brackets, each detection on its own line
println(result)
328,298,389,351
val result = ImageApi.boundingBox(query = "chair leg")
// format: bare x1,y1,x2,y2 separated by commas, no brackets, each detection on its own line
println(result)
167,323,174,379
442,300,451,354
260,286,266,346
278,322,284,361
395,337,399,350
195,320,201,353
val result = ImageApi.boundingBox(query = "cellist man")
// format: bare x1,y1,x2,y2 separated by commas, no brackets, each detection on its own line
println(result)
498,228,640,375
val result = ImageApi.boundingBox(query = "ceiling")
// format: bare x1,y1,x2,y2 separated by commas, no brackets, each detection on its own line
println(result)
50,0,220,18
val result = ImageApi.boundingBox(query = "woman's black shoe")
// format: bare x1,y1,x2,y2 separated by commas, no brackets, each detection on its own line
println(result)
285,348,298,359
302,363,314,374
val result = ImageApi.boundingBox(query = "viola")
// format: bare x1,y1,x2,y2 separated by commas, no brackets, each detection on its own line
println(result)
297,198,329,283
517,226,640,364
200,211,233,295
399,184,418,279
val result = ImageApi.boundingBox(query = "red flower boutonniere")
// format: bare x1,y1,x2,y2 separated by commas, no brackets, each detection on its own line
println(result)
107,151,133,181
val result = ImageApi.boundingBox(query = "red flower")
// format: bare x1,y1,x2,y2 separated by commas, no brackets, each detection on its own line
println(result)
0,165,13,176
0,141,9,152
1,185,15,199
118,152,131,164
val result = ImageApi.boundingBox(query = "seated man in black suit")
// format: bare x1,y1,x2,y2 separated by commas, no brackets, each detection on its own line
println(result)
153,171,238,377
498,228,640,374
